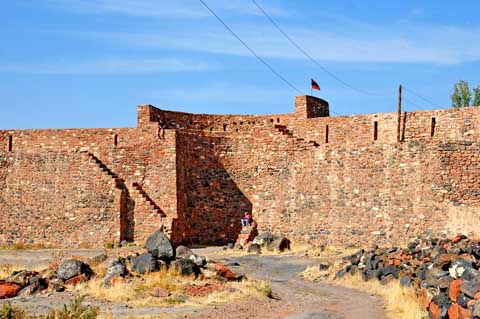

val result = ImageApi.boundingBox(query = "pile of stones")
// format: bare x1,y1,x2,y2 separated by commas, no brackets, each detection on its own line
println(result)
0,259,94,299
335,235,480,319
0,229,242,299
113,229,243,283
232,227,291,254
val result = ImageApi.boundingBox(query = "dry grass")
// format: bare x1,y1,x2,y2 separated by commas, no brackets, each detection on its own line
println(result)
192,279,272,305
0,242,54,250
77,264,272,309
334,275,427,319
77,266,185,307
300,264,427,319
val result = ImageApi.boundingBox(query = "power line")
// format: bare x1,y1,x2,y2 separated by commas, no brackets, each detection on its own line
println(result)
403,86,439,109
251,0,392,97
199,0,303,95
403,97,424,111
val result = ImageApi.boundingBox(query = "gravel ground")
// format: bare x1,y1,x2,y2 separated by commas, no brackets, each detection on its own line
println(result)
0,248,387,319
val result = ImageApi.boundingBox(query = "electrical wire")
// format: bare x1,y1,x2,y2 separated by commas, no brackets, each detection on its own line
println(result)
251,0,392,97
199,0,304,95
403,86,439,109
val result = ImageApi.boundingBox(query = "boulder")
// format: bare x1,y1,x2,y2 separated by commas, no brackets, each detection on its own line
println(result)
171,258,199,276
213,263,241,281
65,274,88,286
175,245,193,259
131,253,159,274
460,280,480,298
253,232,290,252
150,287,170,298
268,236,291,252
57,259,91,281
103,258,129,287
247,243,261,254
6,270,36,287
188,254,207,267
0,281,22,299
145,230,175,260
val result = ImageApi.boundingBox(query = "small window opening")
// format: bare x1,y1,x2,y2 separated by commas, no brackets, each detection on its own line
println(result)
210,127,214,132
252,121,255,125
431,117,436,137
114,134,118,147
235,128,239,132
325,125,329,144
277,118,280,123
240,122,243,125
8,135,12,152
189,120,193,125
270,119,274,123
373,121,378,141
223,124,227,131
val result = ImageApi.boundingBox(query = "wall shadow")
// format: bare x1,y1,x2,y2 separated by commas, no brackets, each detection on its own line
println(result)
175,132,252,246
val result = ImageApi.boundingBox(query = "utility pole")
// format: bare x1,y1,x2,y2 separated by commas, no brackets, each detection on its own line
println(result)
397,84,402,142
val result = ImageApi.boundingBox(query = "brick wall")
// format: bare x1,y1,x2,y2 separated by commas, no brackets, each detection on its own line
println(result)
1,96,480,248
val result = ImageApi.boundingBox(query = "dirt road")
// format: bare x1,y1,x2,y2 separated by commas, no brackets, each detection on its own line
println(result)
0,248,387,319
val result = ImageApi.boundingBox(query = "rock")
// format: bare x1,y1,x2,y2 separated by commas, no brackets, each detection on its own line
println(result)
460,280,480,298
48,277,64,292
150,287,169,298
175,245,193,258
449,279,463,302
57,260,91,281
227,243,234,249
253,232,275,246
172,259,199,276
457,293,470,308
473,300,480,318
65,274,87,286
103,258,129,287
247,243,261,254
319,263,330,271
268,236,291,252
214,263,241,281
131,253,159,274
6,270,35,287
448,303,471,319
449,260,473,279
0,281,22,299
145,230,174,260
461,268,480,282
400,276,412,287
188,254,206,267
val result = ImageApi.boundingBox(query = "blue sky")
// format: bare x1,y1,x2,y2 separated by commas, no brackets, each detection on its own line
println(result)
1,0,479,129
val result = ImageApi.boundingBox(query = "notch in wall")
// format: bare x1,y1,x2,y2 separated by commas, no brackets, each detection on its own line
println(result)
431,117,436,137
325,125,329,144
8,135,12,152
114,134,118,147
373,121,378,141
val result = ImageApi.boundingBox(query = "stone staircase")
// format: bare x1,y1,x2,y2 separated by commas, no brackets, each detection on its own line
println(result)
235,223,258,248
131,182,166,217
85,152,125,188
84,151,170,239
274,124,319,147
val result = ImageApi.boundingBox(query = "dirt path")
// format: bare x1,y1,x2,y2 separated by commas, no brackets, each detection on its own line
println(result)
0,248,387,319
178,249,387,319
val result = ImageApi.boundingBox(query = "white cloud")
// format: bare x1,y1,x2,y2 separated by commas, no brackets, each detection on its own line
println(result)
68,22,480,65
0,58,209,75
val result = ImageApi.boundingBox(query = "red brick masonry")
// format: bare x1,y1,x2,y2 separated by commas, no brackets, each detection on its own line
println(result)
1,96,479,247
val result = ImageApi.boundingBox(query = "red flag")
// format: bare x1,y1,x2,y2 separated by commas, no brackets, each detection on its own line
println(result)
311,79,320,91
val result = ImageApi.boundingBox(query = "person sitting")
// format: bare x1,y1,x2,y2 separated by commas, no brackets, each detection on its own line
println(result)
241,212,253,227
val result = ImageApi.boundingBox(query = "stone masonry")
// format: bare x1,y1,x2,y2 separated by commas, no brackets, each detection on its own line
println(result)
1,96,480,248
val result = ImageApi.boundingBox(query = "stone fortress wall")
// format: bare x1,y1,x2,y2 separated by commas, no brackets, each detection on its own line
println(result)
1,95,479,248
